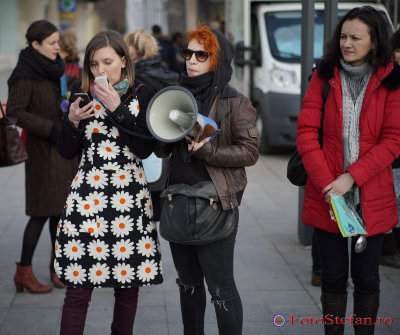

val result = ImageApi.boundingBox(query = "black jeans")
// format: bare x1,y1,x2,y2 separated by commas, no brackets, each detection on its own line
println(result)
169,208,242,335
315,228,384,296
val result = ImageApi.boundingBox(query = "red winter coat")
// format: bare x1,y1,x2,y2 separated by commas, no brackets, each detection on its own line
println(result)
297,62,400,236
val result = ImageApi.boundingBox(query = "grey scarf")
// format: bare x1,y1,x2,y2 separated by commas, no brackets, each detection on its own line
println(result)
339,59,372,207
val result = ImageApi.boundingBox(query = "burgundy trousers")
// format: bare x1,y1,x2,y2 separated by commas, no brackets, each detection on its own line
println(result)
60,286,139,335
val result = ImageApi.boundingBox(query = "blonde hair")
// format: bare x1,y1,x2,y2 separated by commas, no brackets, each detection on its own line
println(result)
125,29,158,59
59,31,80,63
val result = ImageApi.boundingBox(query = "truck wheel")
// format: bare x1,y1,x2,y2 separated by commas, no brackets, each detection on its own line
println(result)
256,106,279,154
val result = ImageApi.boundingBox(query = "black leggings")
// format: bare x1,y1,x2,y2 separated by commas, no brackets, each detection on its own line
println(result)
169,208,242,335
315,228,384,296
20,215,60,271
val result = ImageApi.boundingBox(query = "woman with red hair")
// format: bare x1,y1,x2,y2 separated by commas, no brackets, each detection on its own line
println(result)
156,24,259,334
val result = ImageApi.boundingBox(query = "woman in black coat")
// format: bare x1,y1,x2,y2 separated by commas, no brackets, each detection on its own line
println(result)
7,20,78,293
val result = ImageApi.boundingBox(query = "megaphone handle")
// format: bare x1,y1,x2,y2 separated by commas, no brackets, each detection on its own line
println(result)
194,132,200,143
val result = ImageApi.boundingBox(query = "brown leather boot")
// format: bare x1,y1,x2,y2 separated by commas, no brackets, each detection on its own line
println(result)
51,271,66,288
13,262,52,293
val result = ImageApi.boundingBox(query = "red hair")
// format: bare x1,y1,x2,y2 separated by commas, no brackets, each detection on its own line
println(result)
186,23,220,72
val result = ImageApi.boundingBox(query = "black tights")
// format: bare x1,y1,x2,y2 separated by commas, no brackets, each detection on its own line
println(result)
20,215,60,271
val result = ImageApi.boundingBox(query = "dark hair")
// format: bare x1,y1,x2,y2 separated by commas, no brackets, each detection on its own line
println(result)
152,25,162,35
391,29,400,51
322,6,391,71
25,20,58,47
82,31,134,92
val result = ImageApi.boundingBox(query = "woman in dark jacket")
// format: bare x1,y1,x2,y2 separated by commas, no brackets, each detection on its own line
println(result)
7,20,78,293
156,24,258,335
297,7,400,334
55,30,162,335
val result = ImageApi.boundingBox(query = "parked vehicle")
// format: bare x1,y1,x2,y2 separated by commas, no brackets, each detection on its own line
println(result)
233,1,392,154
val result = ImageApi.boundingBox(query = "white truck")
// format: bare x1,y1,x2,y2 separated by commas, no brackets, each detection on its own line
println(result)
232,1,392,154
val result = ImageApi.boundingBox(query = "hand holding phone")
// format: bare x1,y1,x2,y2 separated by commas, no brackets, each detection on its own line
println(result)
73,93,91,108
68,93,95,126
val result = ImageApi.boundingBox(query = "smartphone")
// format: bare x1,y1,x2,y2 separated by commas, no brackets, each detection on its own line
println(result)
95,75,108,88
73,93,91,108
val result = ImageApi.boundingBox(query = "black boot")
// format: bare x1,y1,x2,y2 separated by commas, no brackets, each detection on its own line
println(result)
321,292,347,334
353,293,379,335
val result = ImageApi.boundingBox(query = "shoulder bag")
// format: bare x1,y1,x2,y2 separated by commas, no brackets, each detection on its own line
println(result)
287,80,330,186
0,102,28,167
159,181,236,245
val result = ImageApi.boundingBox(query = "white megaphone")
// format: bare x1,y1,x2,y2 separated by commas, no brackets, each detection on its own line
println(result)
146,86,219,143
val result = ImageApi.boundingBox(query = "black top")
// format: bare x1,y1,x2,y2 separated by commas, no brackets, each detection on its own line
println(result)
57,80,156,160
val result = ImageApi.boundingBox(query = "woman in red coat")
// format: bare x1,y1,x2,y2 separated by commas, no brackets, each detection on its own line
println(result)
297,6,400,335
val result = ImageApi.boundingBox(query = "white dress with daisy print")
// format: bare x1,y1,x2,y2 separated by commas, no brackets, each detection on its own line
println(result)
55,89,163,288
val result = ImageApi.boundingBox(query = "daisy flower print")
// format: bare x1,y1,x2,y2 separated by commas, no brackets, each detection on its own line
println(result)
110,191,134,212
71,170,85,190
62,220,79,237
102,162,120,171
111,215,134,238
122,146,136,160
137,259,159,283
135,189,150,207
146,221,157,234
136,236,157,257
111,170,133,189
112,239,135,261
133,166,146,186
87,239,110,261
88,263,110,285
144,199,153,219
113,263,135,284
86,143,95,164
85,119,107,140
76,199,98,217
86,191,108,213
123,162,137,171
79,218,98,235
97,139,120,160
54,240,62,258
93,99,107,119
54,260,62,278
108,126,119,139
86,167,108,189
64,239,86,261
65,263,87,285
128,99,140,117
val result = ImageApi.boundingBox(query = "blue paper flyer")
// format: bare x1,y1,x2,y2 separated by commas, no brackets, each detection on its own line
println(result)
329,194,367,237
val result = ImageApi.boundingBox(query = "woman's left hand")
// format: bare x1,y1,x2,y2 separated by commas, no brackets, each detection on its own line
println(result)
186,136,211,152
94,82,121,112
322,172,355,198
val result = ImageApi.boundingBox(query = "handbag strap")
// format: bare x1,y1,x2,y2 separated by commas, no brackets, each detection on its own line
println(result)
318,80,331,147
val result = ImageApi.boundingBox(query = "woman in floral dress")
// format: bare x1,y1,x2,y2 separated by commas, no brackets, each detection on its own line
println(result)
55,31,162,335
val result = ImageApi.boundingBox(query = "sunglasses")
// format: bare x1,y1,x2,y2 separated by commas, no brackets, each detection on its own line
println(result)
181,48,211,62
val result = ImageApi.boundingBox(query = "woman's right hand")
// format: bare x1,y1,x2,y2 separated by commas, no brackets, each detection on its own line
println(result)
68,98,95,127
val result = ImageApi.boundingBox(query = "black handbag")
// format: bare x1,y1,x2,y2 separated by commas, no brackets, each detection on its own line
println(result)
287,80,330,186
0,101,28,167
159,181,236,245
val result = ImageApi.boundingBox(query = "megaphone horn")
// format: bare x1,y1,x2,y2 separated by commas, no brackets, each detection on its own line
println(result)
146,86,219,143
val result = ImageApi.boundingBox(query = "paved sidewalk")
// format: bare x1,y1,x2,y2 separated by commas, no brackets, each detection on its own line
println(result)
0,154,399,334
